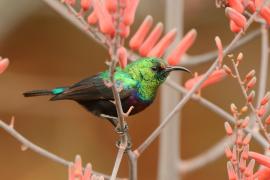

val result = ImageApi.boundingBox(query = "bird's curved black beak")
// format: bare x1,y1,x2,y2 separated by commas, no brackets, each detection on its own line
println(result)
164,66,191,73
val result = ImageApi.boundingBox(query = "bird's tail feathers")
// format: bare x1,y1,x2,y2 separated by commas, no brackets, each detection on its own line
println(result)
23,89,53,97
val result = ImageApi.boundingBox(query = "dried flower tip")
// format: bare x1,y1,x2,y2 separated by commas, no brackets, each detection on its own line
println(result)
215,36,223,67
123,0,140,25
249,151,270,168
237,52,243,62
223,65,233,75
117,47,128,69
246,77,257,89
257,106,266,117
243,133,252,145
230,20,242,33
244,159,255,177
241,106,248,113
228,54,234,58
129,15,153,51
230,103,238,114
225,7,247,28
0,58,9,74
9,116,15,128
148,29,177,57
265,115,270,125
247,90,255,103
87,11,98,25
242,145,249,160
260,7,270,25
105,0,117,12
227,161,237,180
228,0,244,13
241,116,249,128
81,0,92,11
261,92,270,106
139,22,164,57
245,69,256,82
225,122,233,136
225,145,233,159
21,144,28,151
167,29,197,65
93,0,115,35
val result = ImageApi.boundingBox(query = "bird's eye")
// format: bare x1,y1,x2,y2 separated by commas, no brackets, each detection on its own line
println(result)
151,66,159,72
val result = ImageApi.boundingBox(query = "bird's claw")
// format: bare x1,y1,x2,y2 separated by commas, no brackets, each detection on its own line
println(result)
115,139,132,151
115,123,128,134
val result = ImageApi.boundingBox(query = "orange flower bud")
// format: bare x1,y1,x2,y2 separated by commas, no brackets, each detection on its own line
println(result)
147,29,177,57
184,69,227,90
81,0,92,11
123,0,140,25
261,92,270,106
228,0,244,13
242,133,252,145
244,159,255,177
167,29,197,65
129,15,153,51
87,11,98,25
93,0,115,35
105,0,117,12
119,23,130,38
227,161,237,180
139,22,164,57
246,77,257,89
257,106,266,117
225,145,233,159
117,47,128,69
245,69,256,82
225,122,233,136
260,7,270,25
226,7,247,28
0,58,9,74
265,115,270,125
247,90,255,103
230,20,242,33
241,117,249,128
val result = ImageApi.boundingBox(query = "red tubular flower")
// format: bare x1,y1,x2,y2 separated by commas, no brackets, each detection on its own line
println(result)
147,29,177,57
255,0,263,9
260,7,270,25
184,69,227,90
244,159,255,177
228,0,244,13
253,168,270,180
129,15,153,51
227,161,237,180
93,0,115,35
215,36,223,66
87,11,98,25
139,22,164,57
224,122,233,136
117,47,128,69
225,145,233,159
261,92,270,106
0,58,9,74
105,0,117,12
226,7,247,28
167,29,197,65
123,0,140,25
230,20,242,33
249,151,270,168
247,1,256,12
119,23,130,38
81,0,92,11
265,115,270,125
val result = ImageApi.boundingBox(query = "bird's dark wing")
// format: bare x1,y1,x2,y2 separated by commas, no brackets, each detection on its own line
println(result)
50,74,134,101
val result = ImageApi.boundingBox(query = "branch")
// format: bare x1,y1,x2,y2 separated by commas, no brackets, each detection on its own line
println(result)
181,29,261,66
165,79,269,148
256,25,269,106
134,11,260,156
0,120,113,180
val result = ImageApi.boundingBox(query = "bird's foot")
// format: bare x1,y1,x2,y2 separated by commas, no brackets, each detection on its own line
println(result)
115,138,132,151
115,122,128,134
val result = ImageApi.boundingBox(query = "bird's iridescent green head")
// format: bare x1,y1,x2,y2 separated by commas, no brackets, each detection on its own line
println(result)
124,57,190,101
125,57,189,84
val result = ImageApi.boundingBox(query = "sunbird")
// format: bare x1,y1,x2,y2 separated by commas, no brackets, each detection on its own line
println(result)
23,58,190,126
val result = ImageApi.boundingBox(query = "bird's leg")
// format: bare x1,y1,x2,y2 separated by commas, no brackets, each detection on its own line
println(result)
115,132,132,151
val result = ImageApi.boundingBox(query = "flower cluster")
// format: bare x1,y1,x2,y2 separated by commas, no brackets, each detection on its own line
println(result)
218,0,270,33
63,0,197,67
223,53,270,179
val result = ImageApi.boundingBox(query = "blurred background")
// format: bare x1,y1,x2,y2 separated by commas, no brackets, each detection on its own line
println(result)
0,0,268,179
